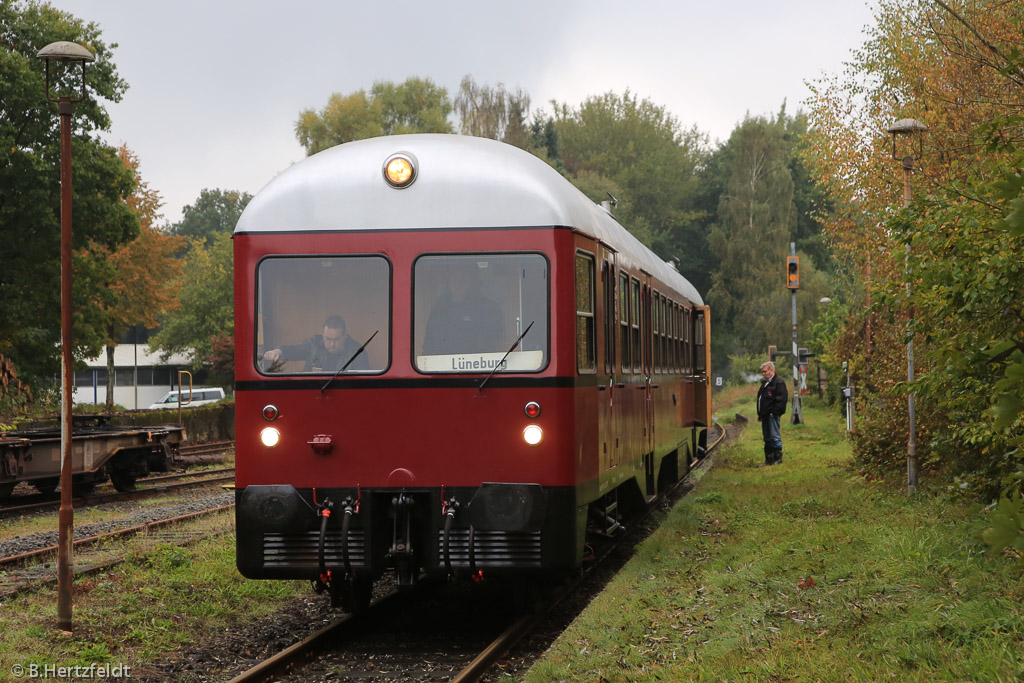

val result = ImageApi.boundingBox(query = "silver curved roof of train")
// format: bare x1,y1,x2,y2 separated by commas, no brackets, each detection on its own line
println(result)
236,134,703,305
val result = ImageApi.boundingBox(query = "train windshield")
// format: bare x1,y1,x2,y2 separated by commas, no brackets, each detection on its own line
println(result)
414,253,548,373
255,256,390,375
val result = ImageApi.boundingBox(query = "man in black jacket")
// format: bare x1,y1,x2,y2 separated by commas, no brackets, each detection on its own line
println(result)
756,361,788,465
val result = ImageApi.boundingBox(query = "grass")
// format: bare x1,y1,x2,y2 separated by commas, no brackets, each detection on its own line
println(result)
522,389,1024,682
0,518,309,681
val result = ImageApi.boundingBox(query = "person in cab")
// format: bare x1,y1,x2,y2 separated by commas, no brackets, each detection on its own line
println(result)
263,315,369,373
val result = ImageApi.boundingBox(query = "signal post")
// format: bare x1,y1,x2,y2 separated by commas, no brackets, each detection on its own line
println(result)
786,245,803,424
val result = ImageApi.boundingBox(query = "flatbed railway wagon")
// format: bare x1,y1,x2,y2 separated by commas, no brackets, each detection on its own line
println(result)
0,416,185,497
233,134,711,609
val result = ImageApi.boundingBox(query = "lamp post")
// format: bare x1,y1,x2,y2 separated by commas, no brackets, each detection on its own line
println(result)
38,40,95,633
886,117,928,494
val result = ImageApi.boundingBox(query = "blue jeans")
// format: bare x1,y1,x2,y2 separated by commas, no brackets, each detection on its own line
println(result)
761,414,782,451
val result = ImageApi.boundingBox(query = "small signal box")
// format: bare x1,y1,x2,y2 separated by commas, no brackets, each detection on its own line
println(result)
786,255,800,289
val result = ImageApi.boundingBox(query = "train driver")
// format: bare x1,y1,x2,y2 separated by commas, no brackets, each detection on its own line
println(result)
262,315,370,373
422,264,505,355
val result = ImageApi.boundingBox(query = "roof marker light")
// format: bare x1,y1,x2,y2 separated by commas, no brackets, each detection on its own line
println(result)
383,153,417,188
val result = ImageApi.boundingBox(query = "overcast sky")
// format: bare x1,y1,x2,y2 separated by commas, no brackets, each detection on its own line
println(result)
52,0,878,225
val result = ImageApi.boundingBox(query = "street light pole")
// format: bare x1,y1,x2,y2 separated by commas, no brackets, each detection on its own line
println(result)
38,40,95,633
887,118,928,494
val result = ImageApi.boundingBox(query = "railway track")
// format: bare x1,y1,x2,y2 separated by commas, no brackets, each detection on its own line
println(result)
222,421,726,683
0,468,235,518
179,440,235,458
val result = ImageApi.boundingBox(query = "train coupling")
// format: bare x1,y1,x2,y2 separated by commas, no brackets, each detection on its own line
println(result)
387,493,418,587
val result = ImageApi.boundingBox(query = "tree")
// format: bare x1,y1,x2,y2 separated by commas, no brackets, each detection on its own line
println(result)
149,231,233,376
0,1,138,384
86,147,183,408
295,77,454,155
807,0,1024,505
171,188,251,247
548,90,709,291
454,75,531,148
705,112,829,365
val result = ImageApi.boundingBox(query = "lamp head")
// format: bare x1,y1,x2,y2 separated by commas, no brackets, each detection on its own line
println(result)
887,118,928,162
37,41,94,103
37,41,95,63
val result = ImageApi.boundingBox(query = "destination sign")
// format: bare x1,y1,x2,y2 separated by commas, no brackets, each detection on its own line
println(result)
416,350,544,372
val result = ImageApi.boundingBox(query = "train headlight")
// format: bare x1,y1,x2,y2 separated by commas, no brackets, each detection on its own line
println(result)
260,427,281,448
523,424,543,446
383,153,417,188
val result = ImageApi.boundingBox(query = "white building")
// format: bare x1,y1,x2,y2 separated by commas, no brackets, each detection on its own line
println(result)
73,344,193,410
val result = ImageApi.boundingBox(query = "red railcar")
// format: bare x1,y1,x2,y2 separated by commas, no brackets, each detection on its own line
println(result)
233,135,711,609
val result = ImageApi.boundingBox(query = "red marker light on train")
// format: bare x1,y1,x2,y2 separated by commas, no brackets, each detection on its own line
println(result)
262,404,279,421
524,401,541,418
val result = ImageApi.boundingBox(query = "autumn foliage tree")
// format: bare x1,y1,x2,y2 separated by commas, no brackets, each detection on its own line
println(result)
85,147,183,408
1,2,138,387
807,0,1024,558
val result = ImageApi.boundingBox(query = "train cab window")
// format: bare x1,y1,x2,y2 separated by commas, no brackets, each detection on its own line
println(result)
575,253,596,373
619,272,631,372
414,253,548,373
255,256,391,375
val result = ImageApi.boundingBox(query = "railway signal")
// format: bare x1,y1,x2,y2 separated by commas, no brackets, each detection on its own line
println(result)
786,255,800,289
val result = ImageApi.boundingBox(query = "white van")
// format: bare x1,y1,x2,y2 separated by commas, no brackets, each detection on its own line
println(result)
146,387,226,410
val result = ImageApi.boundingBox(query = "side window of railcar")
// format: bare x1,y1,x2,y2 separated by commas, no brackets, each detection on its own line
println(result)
631,278,641,374
694,309,706,374
682,307,692,374
603,260,616,374
619,272,631,373
652,290,661,373
256,256,391,375
575,253,596,373
663,296,669,374
670,302,679,372
413,254,548,373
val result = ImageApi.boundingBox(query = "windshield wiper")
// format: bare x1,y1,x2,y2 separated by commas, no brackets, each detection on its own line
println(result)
320,330,378,393
478,321,534,392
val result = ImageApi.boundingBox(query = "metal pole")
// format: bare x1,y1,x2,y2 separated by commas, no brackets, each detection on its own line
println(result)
57,97,75,632
790,242,802,424
844,363,854,431
902,157,918,492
